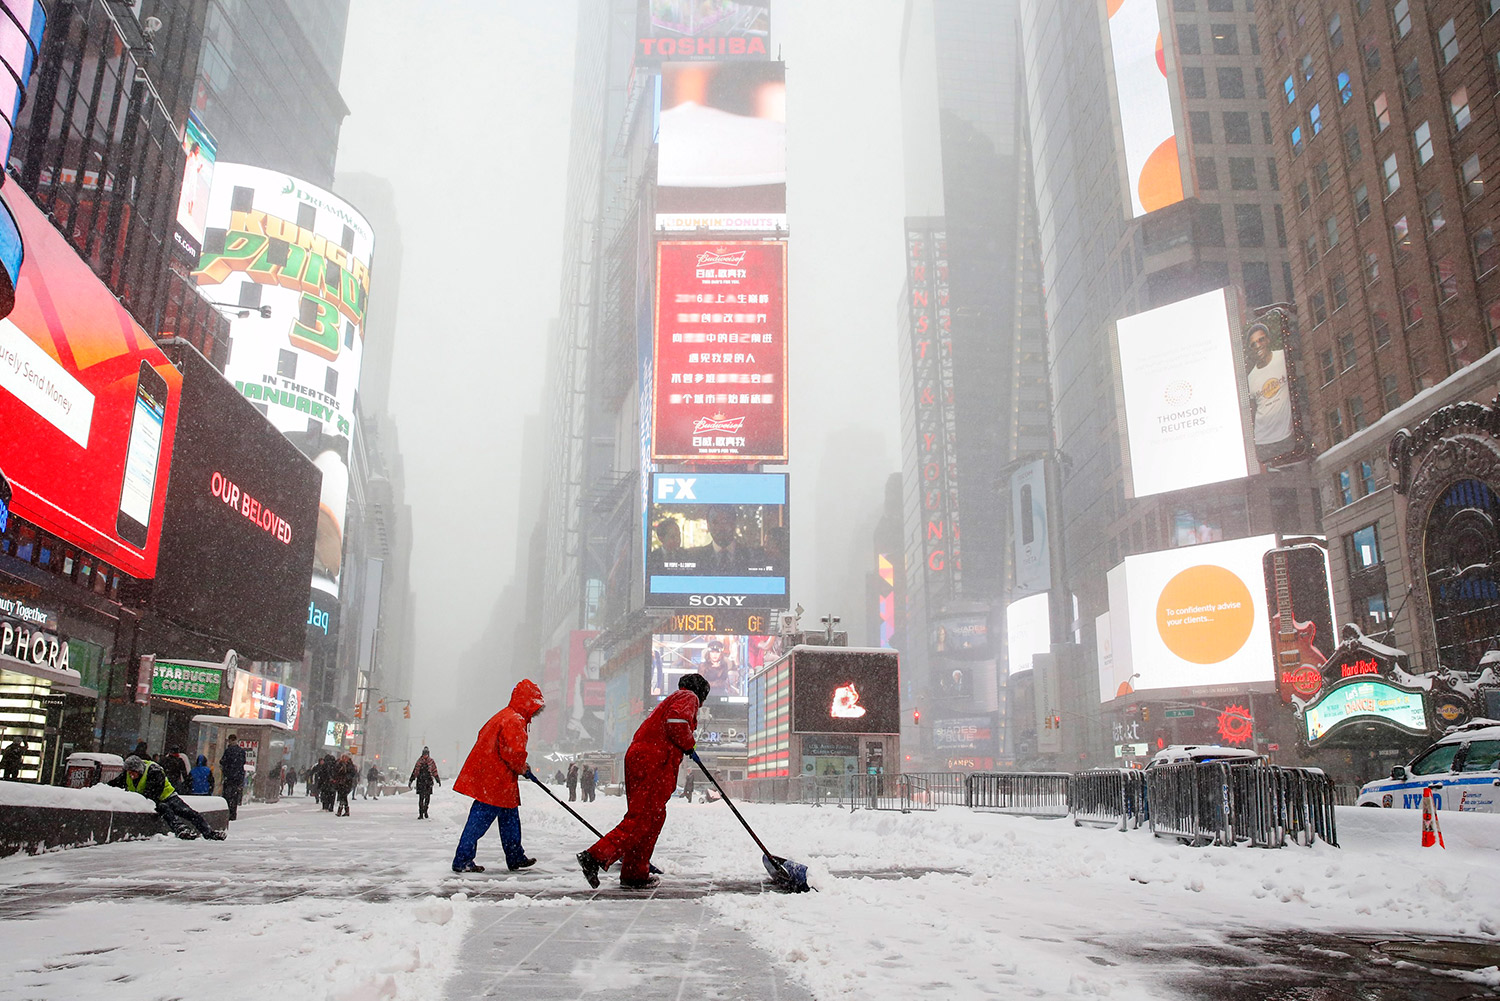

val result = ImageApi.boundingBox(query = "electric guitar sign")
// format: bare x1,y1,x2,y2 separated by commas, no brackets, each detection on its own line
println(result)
1263,546,1334,704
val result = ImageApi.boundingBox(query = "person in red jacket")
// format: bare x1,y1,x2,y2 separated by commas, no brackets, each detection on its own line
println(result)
451,679,545,874
577,672,708,889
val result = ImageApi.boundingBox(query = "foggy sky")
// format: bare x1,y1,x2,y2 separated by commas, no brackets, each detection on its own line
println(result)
335,2,908,723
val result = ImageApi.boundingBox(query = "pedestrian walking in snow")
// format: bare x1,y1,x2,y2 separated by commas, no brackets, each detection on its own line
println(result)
189,754,214,796
110,756,225,840
580,764,596,802
333,754,358,816
219,735,247,821
364,763,382,800
409,747,441,819
284,765,297,796
450,679,545,873
317,754,337,812
577,673,707,890
566,762,579,802
1,738,25,780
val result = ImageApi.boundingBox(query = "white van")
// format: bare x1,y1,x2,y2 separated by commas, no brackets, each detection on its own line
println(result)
1355,719,1500,812
1145,744,1264,769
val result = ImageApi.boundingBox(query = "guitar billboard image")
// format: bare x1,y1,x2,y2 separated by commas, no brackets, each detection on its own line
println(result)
1263,545,1334,704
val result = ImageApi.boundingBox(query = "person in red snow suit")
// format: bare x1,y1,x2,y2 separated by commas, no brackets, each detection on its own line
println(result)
577,672,709,889
451,679,545,873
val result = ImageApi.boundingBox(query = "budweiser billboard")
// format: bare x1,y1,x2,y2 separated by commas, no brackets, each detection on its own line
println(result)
651,240,787,462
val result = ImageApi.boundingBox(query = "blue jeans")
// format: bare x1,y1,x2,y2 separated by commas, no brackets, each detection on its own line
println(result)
452,800,525,869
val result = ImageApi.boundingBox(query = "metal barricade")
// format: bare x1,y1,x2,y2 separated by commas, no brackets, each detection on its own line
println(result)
728,773,935,812
966,772,1071,818
1144,763,1339,848
1072,769,1148,830
1144,762,1230,845
900,771,970,806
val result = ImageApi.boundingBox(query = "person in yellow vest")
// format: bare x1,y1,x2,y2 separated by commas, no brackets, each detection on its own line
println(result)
110,755,226,841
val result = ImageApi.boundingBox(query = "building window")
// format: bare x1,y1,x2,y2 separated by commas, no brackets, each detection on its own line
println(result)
1425,189,1446,233
1462,153,1483,201
1255,67,1267,99
1350,523,1380,567
1329,12,1344,47
1224,111,1252,143
1212,24,1238,54
1438,18,1458,66
1400,282,1423,326
1243,261,1273,305
1309,102,1323,135
1365,250,1381,283
1451,87,1471,131
1414,121,1434,165
1373,308,1391,346
1305,233,1320,270
1262,110,1273,144
1229,156,1257,189
1302,52,1315,81
1401,58,1422,101
1360,460,1377,493
1191,110,1213,144
1343,123,1362,162
1476,227,1500,276
1373,92,1390,132
1319,347,1337,384
1338,329,1358,369
1331,271,1349,309
1289,124,1303,154
1392,0,1411,38
1297,179,1311,210
1311,290,1329,325
1392,215,1411,258
1487,301,1500,352
1354,182,1371,221
1330,412,1348,447
1435,258,1458,301
1349,395,1368,431
1267,157,1279,190
1382,373,1401,410
1217,67,1245,99
1177,23,1201,53
1236,203,1265,246
1184,67,1207,99
1315,159,1331,191
1284,73,1297,103
1197,203,1226,245
1274,204,1288,246
1488,0,1500,19
1324,214,1340,251
1197,156,1219,189
1382,153,1401,195
1338,70,1353,104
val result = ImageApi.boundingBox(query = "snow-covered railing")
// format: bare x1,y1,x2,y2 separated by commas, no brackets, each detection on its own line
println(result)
901,771,969,806
966,772,1071,818
1144,762,1338,848
1072,769,1148,831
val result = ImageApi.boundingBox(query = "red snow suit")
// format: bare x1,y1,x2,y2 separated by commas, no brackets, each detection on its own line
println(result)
453,679,544,808
587,687,699,881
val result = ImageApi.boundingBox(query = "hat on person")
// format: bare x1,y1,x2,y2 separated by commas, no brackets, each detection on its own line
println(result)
422,746,430,755
226,733,237,741
123,755,145,773
678,673,710,703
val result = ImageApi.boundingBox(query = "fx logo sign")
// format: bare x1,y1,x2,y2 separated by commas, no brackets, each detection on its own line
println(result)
654,477,697,501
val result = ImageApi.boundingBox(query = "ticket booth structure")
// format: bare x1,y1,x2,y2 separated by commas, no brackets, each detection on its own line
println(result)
191,715,291,802
746,646,901,795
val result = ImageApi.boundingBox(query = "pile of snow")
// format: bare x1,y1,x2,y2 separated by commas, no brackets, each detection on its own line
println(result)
0,782,155,813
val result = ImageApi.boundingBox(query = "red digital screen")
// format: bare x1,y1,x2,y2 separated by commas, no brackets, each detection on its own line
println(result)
651,240,787,462
0,187,181,578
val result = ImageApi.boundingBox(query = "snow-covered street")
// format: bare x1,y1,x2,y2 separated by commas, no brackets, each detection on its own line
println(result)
2,785,1499,1000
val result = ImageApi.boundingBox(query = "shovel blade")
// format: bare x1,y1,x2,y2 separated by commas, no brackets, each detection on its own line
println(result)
762,853,811,893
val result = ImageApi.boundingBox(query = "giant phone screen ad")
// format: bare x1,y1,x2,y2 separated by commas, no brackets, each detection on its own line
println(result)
0,186,180,578
647,472,788,610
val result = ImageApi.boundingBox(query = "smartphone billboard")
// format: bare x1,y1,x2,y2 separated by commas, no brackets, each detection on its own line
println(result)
173,111,217,264
651,240,787,462
0,186,181,578
192,164,375,597
647,472,788,610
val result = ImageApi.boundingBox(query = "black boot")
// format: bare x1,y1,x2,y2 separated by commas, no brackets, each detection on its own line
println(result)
577,851,601,889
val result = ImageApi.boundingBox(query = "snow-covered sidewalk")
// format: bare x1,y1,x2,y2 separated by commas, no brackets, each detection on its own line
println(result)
0,783,1497,1000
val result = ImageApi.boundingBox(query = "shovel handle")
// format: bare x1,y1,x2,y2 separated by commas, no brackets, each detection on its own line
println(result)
690,752,793,882
526,769,662,875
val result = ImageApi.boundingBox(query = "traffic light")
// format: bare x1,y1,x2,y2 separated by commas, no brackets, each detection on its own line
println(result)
354,703,363,719
1142,706,1151,723
1052,714,1062,730
403,705,411,719
378,698,387,713
912,708,921,725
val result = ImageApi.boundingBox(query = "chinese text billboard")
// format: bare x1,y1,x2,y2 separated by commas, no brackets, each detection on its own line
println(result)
647,472,788,610
656,61,786,232
1116,287,1250,498
193,164,375,597
1106,0,1187,217
0,186,181,578
651,240,787,462
906,223,960,593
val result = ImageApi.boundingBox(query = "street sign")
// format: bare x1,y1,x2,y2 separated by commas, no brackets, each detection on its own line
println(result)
1164,708,1195,718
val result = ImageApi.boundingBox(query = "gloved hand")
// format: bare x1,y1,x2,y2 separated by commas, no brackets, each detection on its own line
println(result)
689,750,703,767
524,768,536,781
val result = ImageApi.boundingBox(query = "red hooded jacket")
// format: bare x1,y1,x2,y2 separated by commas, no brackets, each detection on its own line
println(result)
453,679,544,808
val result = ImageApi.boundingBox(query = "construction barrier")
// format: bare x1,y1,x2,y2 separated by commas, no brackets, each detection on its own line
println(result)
966,771,1072,818
1145,762,1339,848
1072,768,1148,831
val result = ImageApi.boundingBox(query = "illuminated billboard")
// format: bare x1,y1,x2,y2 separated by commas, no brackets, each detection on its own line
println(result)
1104,535,1279,697
652,240,787,461
1263,545,1334,704
229,670,303,730
1106,0,1187,217
151,348,322,662
193,164,375,597
1244,309,1312,467
638,0,769,63
1116,287,1250,498
790,648,900,735
0,2,44,172
1303,678,1428,743
651,632,782,700
647,472,788,610
656,61,786,232
906,223,960,593
0,186,182,578
172,111,217,264
1011,459,1050,596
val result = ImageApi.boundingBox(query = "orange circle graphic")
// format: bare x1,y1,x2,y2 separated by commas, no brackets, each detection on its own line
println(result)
1106,0,1126,17
1155,32,1166,76
1138,138,1184,212
1155,564,1255,664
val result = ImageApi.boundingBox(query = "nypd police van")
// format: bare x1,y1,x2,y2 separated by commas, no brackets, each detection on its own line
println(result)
1355,719,1500,812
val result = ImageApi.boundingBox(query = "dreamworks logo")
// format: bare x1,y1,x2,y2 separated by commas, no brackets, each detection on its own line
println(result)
279,177,368,239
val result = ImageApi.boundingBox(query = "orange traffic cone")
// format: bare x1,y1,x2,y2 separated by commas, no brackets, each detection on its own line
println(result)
1421,786,1446,848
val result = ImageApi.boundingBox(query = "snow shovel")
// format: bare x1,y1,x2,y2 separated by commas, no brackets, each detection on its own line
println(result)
524,770,662,875
689,751,812,893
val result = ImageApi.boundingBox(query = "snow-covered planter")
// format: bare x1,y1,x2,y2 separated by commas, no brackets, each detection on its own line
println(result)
0,782,228,857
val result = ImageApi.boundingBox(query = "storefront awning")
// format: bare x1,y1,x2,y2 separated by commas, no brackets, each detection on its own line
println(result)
1,656,83,690
190,714,293,732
